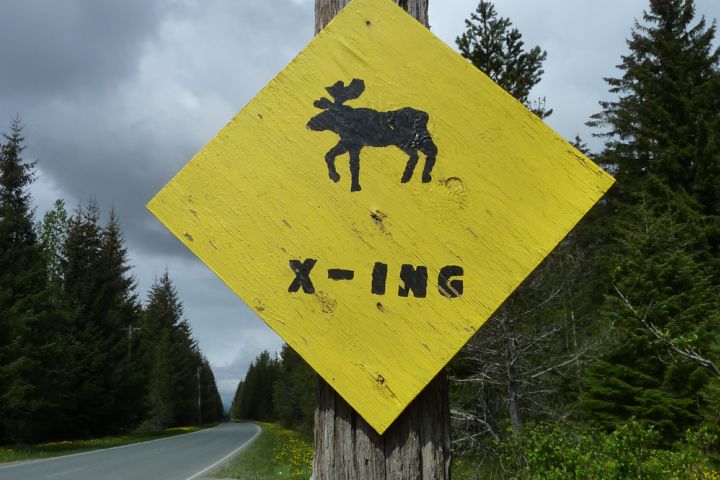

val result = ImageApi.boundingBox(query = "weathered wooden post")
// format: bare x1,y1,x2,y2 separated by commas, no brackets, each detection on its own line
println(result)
312,5,451,480
315,0,428,34
314,373,451,479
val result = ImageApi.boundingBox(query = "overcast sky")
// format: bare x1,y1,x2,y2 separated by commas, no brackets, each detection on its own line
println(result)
2,0,718,408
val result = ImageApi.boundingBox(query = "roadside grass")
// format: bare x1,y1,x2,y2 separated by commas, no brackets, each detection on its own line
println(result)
0,424,215,464
210,424,498,480
214,422,312,480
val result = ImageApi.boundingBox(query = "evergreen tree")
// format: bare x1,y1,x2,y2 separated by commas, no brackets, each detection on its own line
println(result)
143,272,210,429
144,272,184,429
0,122,223,440
272,344,315,432
60,202,114,437
232,351,279,422
0,118,38,351
39,199,69,290
457,1,552,118
584,0,720,442
198,356,225,424
583,186,720,440
96,211,143,431
0,119,74,442
588,0,720,217
230,380,244,421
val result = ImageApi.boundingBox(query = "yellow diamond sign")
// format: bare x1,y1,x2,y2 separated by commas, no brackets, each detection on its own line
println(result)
148,0,614,434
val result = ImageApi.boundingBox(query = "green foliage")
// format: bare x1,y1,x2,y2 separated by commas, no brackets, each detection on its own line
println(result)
230,345,316,430
0,120,223,444
516,420,715,480
0,119,75,442
456,421,718,480
231,351,279,422
214,423,312,480
38,199,68,289
457,1,551,118
453,0,720,473
583,186,720,440
273,344,315,433
589,0,720,214
198,357,225,424
577,0,720,452
143,272,223,429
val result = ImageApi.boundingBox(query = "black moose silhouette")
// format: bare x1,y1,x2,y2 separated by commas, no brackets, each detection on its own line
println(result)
307,79,438,192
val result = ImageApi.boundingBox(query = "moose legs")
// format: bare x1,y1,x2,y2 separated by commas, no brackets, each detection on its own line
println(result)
400,149,420,183
400,138,437,184
348,148,361,192
420,139,438,183
324,143,346,183
324,139,436,191
324,142,362,192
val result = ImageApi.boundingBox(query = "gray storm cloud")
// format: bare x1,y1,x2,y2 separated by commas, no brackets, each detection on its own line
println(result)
2,0,718,407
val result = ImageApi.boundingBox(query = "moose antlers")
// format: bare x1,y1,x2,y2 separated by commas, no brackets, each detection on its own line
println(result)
314,79,365,108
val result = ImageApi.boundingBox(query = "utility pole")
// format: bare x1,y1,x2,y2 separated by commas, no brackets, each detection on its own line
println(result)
312,2,451,479
197,366,203,425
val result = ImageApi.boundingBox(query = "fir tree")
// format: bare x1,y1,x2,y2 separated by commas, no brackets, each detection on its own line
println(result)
583,187,719,440
198,356,225,424
457,1,552,118
230,381,244,420
0,119,74,442
143,272,210,428
0,118,40,328
38,199,69,293
588,0,720,213
61,201,111,437
232,351,279,422
272,344,315,432
96,210,143,431
583,0,720,442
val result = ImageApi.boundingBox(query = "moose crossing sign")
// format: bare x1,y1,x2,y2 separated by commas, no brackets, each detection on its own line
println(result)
147,0,614,433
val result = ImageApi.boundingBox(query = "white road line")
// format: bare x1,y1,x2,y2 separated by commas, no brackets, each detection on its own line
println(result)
184,424,262,480
0,424,218,471
45,466,86,478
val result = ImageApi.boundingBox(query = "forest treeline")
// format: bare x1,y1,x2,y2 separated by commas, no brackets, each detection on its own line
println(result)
229,346,315,434
231,0,720,476
0,122,224,444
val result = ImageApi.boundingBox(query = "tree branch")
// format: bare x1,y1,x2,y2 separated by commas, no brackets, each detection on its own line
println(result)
614,285,720,377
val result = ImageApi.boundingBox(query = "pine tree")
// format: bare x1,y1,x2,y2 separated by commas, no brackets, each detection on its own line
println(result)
96,210,143,431
588,0,720,214
143,272,210,429
457,0,552,118
0,119,74,442
583,187,719,440
58,203,143,436
61,201,111,437
233,351,279,422
583,0,720,442
144,272,184,429
0,118,39,346
198,356,225,424
39,199,69,290
230,380,244,420
272,344,315,432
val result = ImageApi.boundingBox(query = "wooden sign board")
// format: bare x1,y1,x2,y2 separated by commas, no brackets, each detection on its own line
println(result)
148,0,614,433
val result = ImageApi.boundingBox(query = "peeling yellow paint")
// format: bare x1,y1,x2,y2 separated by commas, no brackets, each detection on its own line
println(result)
147,0,614,434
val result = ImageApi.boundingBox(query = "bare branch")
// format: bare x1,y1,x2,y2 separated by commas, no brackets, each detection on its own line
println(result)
613,285,720,377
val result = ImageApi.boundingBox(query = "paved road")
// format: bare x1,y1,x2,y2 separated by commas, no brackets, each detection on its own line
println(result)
0,422,260,480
